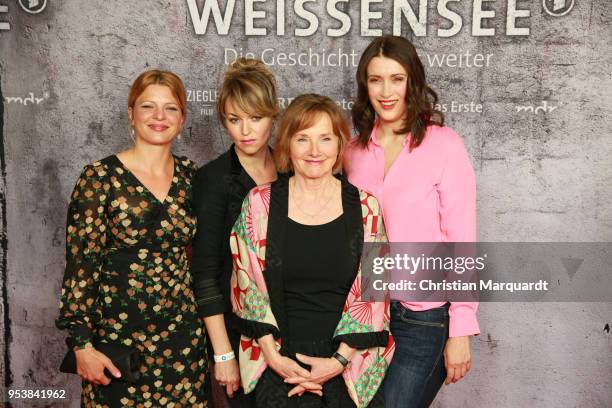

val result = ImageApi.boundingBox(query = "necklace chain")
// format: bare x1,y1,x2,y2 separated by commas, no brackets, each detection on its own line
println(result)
290,177,336,219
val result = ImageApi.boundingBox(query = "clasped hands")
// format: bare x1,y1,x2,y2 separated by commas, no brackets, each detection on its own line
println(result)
268,352,345,397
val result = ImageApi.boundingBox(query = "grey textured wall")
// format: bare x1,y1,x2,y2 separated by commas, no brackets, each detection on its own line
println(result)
1,0,611,406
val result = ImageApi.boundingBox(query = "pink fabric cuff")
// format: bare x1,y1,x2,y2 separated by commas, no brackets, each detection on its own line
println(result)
448,302,480,337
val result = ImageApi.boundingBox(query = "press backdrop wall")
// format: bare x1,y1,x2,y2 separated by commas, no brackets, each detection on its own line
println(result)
1,1,611,407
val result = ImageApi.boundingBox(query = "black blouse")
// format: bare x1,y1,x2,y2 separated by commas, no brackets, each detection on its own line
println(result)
191,146,256,318
283,215,354,341
237,176,389,351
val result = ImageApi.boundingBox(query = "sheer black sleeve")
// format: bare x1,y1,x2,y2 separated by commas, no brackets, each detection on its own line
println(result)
191,167,230,318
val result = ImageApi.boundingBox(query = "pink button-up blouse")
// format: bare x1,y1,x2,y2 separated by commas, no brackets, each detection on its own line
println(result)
343,125,480,337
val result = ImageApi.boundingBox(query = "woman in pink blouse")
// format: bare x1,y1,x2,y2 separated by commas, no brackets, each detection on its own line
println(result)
344,36,479,407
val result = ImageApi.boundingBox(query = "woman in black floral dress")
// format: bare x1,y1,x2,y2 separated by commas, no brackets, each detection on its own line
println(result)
56,70,209,407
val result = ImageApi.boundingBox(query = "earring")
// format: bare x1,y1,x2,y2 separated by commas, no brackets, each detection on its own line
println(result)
129,127,135,143
177,133,182,140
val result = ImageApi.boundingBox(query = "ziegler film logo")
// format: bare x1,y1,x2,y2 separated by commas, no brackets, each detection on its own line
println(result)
543,0,575,17
18,0,47,14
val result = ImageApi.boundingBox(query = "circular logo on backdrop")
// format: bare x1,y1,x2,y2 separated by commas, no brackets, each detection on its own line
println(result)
542,0,575,17
18,0,47,14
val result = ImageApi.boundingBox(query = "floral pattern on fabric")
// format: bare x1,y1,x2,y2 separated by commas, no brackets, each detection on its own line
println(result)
229,184,395,407
56,155,209,407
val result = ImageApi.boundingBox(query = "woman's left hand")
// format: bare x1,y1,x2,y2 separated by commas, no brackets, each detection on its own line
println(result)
285,353,344,397
444,336,471,384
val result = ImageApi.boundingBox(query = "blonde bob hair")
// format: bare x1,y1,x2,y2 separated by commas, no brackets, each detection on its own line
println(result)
274,94,350,174
217,58,279,125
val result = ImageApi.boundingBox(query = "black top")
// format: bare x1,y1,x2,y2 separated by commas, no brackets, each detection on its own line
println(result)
191,146,256,318
283,215,354,341
237,176,389,351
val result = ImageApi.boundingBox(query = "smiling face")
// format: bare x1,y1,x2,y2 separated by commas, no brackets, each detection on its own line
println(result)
366,56,409,129
224,99,273,156
290,113,339,180
128,84,184,146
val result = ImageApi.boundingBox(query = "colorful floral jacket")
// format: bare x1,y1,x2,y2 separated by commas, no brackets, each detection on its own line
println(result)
229,176,395,408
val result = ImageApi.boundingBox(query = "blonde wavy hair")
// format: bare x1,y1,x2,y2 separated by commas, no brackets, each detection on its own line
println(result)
217,58,279,126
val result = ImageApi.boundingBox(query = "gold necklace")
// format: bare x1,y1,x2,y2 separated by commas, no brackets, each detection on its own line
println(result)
290,177,337,219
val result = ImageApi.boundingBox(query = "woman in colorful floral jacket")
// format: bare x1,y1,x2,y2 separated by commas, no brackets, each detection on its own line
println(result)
228,94,395,408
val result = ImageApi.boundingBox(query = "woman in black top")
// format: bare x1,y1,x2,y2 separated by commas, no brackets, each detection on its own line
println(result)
191,58,278,406
228,94,394,408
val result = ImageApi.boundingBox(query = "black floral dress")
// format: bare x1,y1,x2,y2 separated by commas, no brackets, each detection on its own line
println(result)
56,155,209,407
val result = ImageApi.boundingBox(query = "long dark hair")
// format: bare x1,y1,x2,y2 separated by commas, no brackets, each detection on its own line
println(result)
352,36,444,150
